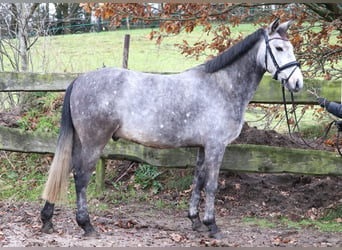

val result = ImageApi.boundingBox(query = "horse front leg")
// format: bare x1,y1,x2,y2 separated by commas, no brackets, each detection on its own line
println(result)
202,144,226,239
188,147,207,232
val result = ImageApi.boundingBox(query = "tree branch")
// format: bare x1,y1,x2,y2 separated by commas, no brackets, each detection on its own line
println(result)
303,3,338,22
29,3,40,17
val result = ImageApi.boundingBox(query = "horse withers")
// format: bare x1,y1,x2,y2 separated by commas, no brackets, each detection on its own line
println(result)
41,19,303,239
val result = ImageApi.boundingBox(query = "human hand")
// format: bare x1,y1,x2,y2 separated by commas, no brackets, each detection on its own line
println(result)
317,97,329,108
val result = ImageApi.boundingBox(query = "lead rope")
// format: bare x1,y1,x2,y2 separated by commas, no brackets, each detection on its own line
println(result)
335,121,342,156
281,85,314,147
282,85,292,135
290,92,299,132
281,85,337,149
282,86,342,148
306,89,342,156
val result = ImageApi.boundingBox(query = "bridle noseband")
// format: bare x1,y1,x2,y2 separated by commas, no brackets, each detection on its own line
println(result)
262,31,300,85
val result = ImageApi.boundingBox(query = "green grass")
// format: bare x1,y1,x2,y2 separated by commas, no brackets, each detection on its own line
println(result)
320,203,342,221
0,152,47,201
28,26,212,73
2,21,338,76
243,217,277,228
281,217,342,232
22,23,259,74
243,216,342,232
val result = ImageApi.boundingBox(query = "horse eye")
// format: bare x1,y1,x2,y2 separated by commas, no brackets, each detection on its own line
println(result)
276,47,283,52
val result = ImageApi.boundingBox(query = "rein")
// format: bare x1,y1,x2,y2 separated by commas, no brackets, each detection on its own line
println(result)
281,86,314,147
281,86,342,156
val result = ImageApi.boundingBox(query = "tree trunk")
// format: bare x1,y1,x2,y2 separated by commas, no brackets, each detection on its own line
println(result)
12,3,39,72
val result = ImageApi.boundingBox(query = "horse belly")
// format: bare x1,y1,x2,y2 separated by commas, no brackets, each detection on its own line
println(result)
115,122,201,149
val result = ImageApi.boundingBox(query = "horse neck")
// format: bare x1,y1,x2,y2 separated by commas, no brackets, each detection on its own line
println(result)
221,43,266,101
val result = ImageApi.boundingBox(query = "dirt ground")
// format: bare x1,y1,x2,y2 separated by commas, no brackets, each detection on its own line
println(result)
232,123,336,152
1,123,342,247
1,173,342,247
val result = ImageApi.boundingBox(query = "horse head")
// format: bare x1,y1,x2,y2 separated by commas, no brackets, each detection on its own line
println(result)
259,18,304,92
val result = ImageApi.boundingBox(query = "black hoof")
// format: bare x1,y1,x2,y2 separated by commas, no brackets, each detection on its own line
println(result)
192,218,203,230
83,230,100,238
204,220,223,239
194,223,209,232
209,230,224,239
189,214,209,232
41,221,54,234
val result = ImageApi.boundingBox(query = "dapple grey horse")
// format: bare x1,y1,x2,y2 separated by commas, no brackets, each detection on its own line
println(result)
41,19,303,239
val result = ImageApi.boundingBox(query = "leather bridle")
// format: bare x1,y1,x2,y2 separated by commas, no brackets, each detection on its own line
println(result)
262,31,300,86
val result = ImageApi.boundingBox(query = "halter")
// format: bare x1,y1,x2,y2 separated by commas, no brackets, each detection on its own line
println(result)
262,31,300,85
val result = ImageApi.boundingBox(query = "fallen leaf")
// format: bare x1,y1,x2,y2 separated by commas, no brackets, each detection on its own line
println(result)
335,217,342,223
170,233,187,242
115,220,136,229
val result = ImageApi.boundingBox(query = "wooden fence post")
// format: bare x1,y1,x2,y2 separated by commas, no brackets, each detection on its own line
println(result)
122,34,130,69
96,158,105,193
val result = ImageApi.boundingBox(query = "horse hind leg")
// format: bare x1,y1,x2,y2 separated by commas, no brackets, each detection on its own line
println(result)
40,201,55,234
72,133,108,237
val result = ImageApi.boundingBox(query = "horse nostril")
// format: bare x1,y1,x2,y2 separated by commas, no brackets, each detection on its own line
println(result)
294,80,301,92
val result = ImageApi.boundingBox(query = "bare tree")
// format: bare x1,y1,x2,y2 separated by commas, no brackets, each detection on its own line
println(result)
0,3,41,72
0,3,42,111
14,3,40,71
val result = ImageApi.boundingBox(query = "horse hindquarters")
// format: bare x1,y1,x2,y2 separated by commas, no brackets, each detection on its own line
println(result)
41,79,115,236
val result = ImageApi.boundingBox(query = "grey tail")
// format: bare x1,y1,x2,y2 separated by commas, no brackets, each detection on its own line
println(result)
42,82,75,203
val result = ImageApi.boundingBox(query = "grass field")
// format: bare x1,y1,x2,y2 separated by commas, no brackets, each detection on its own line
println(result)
27,22,340,74
30,27,209,73
29,24,255,73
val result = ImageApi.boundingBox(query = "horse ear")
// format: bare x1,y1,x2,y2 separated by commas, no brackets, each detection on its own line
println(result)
268,18,280,34
277,20,293,33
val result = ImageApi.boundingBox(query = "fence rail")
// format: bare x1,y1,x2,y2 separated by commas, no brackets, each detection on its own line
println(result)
0,71,340,103
1,125,341,174
1,71,341,192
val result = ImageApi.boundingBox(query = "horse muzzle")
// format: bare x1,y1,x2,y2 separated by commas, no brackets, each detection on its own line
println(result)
282,77,303,92
277,62,303,92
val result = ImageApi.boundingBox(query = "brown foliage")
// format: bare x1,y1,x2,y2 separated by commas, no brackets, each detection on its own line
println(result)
82,3,341,80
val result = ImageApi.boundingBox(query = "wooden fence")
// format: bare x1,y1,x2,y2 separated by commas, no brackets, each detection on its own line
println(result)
1,71,340,103
1,71,342,192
